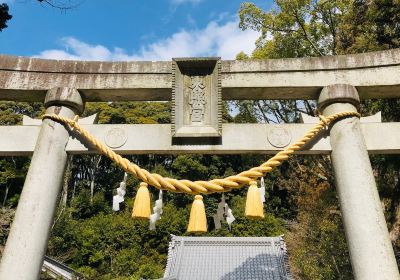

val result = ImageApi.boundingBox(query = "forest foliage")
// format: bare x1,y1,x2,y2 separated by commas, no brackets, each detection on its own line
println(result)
1,1,400,279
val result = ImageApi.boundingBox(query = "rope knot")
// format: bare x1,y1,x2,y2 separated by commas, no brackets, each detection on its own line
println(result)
319,115,329,126
68,115,80,130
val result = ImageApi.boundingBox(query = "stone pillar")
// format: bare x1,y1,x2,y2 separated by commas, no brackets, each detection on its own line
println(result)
0,88,84,280
318,84,399,280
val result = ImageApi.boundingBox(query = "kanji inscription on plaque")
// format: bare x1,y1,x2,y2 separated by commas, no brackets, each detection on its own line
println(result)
172,57,221,138
189,76,206,123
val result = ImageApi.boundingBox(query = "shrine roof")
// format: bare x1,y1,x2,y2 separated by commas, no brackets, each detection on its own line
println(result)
162,235,292,280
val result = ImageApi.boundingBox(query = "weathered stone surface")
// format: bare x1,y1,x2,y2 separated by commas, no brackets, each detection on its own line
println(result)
44,87,84,114
0,89,86,280
1,48,400,101
319,85,399,280
1,122,399,155
318,84,360,111
300,112,382,124
172,58,221,137
22,114,97,126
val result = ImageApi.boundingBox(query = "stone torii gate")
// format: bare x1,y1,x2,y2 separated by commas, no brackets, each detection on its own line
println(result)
0,50,399,280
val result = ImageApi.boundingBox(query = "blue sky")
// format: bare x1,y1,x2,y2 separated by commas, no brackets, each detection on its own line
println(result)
1,0,272,61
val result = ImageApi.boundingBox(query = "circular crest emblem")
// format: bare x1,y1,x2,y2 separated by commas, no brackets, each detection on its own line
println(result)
267,126,291,148
105,127,127,148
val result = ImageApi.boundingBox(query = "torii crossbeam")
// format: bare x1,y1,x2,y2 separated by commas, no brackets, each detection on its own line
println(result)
0,50,399,280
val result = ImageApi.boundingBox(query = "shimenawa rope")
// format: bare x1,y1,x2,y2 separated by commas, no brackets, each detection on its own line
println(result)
41,111,360,195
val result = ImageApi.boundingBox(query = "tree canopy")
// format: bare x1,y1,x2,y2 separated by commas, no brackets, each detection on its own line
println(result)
0,4,12,32
237,1,400,278
1,1,400,279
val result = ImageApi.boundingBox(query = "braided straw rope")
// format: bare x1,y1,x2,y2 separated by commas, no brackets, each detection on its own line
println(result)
42,111,360,194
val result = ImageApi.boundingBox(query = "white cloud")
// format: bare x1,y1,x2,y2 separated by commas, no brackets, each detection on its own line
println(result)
36,38,133,61
34,20,259,61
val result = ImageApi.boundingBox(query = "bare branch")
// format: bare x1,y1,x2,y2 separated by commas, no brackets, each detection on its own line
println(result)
37,0,84,10
291,9,325,56
255,101,270,123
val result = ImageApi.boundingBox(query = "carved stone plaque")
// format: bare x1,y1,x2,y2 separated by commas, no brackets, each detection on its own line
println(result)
105,127,127,148
172,57,221,138
268,127,291,148
188,76,206,122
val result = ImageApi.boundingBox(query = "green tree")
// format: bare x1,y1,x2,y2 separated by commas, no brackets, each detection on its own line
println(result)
2,2,400,279
0,102,43,208
0,3,12,32
239,0,400,279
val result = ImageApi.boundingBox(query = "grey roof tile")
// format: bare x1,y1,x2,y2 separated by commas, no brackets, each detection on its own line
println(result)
163,235,292,280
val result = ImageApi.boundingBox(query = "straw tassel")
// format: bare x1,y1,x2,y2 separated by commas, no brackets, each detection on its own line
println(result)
187,195,207,233
245,180,264,219
132,182,151,220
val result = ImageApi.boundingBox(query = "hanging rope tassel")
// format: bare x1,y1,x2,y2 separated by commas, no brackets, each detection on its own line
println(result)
245,180,264,219
187,195,207,233
132,182,151,220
